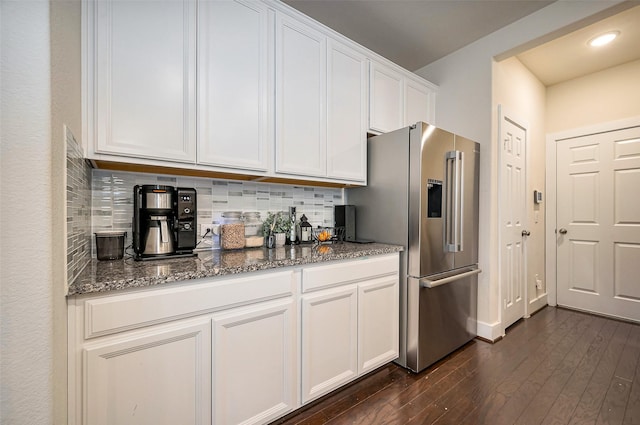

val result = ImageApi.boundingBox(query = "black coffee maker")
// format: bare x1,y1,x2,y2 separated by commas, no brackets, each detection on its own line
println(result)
133,185,197,260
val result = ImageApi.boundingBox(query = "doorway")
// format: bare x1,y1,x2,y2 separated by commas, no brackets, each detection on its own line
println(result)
499,107,529,330
547,118,640,322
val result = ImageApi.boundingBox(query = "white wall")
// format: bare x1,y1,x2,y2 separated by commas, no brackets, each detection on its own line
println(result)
547,59,640,134
51,0,83,422
1,1,54,422
415,0,626,340
493,57,547,317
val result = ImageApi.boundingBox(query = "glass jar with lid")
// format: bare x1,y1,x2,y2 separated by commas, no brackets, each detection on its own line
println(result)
243,211,264,248
220,211,245,250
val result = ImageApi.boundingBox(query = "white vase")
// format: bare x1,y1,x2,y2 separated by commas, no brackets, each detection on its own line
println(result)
274,233,286,247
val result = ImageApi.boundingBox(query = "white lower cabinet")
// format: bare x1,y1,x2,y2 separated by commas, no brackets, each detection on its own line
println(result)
212,298,297,425
300,254,400,403
83,317,212,425
358,276,400,374
301,284,358,403
69,254,399,425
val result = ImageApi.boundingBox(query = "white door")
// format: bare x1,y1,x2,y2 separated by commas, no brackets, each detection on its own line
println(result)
197,0,271,172
93,0,196,162
326,38,367,182
301,284,358,404
357,276,399,374
275,13,326,177
500,114,527,329
368,60,403,134
556,126,640,322
84,318,211,425
213,298,296,425
404,76,434,127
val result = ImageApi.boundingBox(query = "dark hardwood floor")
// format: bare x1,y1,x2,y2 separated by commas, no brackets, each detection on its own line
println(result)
273,306,640,425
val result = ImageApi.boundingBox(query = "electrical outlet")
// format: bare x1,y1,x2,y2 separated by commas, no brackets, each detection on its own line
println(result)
199,224,212,237
535,274,543,290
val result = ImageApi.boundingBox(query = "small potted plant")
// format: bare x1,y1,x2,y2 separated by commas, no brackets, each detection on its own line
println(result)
263,212,291,247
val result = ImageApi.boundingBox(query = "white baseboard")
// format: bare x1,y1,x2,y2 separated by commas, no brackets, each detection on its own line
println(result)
529,293,548,315
476,320,504,342
477,297,548,343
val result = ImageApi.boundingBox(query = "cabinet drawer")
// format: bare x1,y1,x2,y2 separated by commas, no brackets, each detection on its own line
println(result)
302,253,399,293
83,270,294,339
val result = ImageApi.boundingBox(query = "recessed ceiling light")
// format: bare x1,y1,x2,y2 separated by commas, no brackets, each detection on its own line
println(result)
589,31,620,47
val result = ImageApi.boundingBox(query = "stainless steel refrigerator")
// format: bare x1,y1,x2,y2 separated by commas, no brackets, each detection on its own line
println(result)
348,122,480,373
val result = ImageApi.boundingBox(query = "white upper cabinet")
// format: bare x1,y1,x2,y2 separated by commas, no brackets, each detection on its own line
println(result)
326,39,368,183
275,16,368,183
405,75,436,127
275,13,327,177
369,60,404,134
369,60,437,134
197,0,271,171
91,0,196,162
83,0,435,184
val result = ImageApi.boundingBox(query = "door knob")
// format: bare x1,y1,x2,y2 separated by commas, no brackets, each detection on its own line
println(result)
521,230,531,236
558,228,568,234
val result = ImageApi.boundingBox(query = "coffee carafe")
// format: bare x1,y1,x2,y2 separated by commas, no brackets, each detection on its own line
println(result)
133,185,197,260
144,215,174,255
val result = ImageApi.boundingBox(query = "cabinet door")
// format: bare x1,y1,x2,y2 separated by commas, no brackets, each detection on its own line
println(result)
83,318,211,425
213,298,296,425
197,0,271,171
93,0,196,162
358,276,400,375
275,14,326,177
326,39,367,182
301,285,358,404
405,76,434,127
369,60,404,134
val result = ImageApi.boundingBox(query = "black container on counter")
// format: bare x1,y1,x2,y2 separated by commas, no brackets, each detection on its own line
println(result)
95,231,126,260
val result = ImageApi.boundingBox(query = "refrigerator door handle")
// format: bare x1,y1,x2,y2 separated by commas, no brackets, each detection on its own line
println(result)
452,151,461,252
457,151,464,252
445,150,463,252
420,267,481,288
444,151,457,252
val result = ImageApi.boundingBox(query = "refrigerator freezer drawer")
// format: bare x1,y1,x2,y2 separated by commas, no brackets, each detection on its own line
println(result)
406,271,478,373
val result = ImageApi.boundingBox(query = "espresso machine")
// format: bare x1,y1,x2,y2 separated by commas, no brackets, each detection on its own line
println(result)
133,185,197,260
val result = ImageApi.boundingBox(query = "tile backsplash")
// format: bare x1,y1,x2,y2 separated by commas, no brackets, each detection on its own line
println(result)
92,169,344,254
66,127,92,283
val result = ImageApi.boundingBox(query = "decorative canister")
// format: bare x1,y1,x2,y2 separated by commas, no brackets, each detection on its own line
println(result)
243,211,264,248
220,211,245,250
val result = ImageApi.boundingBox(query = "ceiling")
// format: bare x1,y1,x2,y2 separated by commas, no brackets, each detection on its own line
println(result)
283,0,554,71
283,1,640,86
516,4,640,86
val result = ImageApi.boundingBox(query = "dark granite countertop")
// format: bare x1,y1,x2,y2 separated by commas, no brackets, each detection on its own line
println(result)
68,242,403,296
